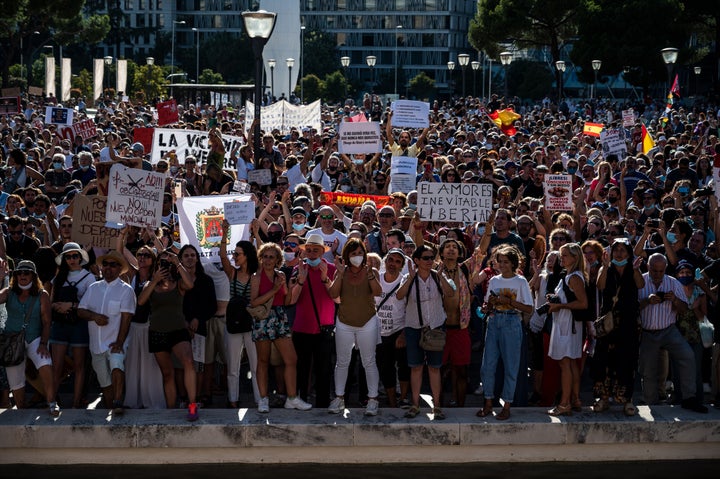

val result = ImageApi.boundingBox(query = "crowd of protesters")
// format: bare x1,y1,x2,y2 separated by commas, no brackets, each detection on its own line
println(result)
0,89,718,422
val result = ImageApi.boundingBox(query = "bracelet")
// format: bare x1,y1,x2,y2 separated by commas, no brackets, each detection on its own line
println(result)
321,278,330,284
368,275,376,281
297,281,305,286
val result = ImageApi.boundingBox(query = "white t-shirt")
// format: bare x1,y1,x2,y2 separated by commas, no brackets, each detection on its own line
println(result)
306,228,346,262
236,159,254,181
311,163,332,191
284,163,306,190
484,274,533,311
99,146,115,163
376,274,406,336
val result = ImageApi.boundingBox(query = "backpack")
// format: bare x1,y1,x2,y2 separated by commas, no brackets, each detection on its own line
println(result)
52,272,92,324
561,272,593,333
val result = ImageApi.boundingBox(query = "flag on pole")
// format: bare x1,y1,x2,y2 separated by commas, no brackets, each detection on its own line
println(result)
347,113,368,123
670,74,680,98
488,108,521,136
641,123,655,154
582,122,604,137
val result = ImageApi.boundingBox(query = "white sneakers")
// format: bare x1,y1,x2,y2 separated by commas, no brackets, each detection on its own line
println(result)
257,396,270,413
284,396,312,411
328,396,345,414
364,398,379,416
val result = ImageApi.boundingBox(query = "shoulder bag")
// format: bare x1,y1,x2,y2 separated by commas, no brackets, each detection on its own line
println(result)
0,295,39,367
226,268,254,334
307,274,334,339
246,271,276,321
413,274,446,352
594,286,620,338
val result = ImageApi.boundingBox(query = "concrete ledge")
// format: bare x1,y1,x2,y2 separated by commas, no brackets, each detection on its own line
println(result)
1,406,719,464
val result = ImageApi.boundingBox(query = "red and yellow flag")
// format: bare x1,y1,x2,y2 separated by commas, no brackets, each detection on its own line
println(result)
488,108,521,136
582,122,604,137
641,124,655,154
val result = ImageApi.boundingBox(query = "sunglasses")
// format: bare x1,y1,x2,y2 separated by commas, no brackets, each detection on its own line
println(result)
65,253,81,260
284,241,298,248
552,237,568,242
378,213,394,218
231,252,242,257
136,252,152,258
419,255,435,261
9,231,23,236
14,271,32,276
277,182,289,186
320,214,334,220
102,261,121,268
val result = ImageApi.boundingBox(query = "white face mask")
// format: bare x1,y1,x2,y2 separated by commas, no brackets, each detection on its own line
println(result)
283,251,296,262
18,282,32,290
349,256,364,267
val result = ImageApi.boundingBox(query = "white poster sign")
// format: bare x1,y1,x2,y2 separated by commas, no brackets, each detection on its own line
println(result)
150,128,245,168
388,174,416,194
417,181,493,223
390,156,418,176
176,195,250,265
223,200,256,224
713,164,720,204
337,121,382,154
247,169,273,186
544,175,573,211
244,99,322,135
390,100,430,129
45,107,73,126
600,128,628,160
622,109,635,127
106,164,165,228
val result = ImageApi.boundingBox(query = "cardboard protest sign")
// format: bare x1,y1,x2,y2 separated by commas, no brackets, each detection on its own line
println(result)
150,128,245,168
0,96,20,115
319,191,392,208
176,195,250,265
390,156,418,176
417,182,493,223
247,169,273,186
544,175,573,211
106,164,165,228
45,106,73,126
157,99,179,126
622,109,635,128
600,128,628,160
223,199,256,224
337,121,382,154
71,195,122,249
390,100,429,129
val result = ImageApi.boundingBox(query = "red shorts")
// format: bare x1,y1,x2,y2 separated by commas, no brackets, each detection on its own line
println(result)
442,327,471,366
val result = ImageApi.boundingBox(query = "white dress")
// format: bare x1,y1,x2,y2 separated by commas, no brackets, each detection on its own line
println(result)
548,271,584,360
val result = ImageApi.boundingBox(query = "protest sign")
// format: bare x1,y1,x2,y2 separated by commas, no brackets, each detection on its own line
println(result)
622,109,635,127
1,88,21,97
106,164,165,228
71,195,122,249
133,127,154,154
223,199,256,224
45,106,73,126
245,99,322,135
28,86,43,97
390,100,429,129
337,121,382,154
319,191,392,208
58,119,98,142
157,99,179,126
388,174,415,194
390,156,418,176
0,96,20,115
417,182,493,223
600,128,628,160
247,169,273,186
150,128,245,168
544,175,573,211
176,195,250,265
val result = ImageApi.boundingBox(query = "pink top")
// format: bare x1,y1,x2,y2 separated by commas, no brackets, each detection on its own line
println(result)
259,270,285,307
292,260,337,334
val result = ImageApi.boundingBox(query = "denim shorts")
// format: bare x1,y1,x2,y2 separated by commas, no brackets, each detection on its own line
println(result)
49,320,89,347
404,326,443,369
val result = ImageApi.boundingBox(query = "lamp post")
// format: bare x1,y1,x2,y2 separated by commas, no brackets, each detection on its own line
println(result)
394,25,403,96
145,56,154,101
242,10,277,164
366,55,376,92
471,60,480,97
268,59,276,102
499,51,512,98
458,53,469,98
341,56,350,99
694,66,701,95
555,60,566,101
300,26,305,104
623,66,630,101
591,59,601,99
171,20,186,78
191,27,200,83
103,55,113,100
661,47,678,94
286,58,295,100
447,60,455,94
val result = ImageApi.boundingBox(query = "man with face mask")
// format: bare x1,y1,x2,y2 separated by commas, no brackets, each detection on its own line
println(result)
71,151,97,187
44,153,72,204
635,218,699,276
638,189,661,225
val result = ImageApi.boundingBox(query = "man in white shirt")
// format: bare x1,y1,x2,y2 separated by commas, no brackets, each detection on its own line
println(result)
306,205,346,262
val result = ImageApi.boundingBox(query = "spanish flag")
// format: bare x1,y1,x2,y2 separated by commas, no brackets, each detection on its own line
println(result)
488,108,521,136
641,123,655,154
582,122,604,137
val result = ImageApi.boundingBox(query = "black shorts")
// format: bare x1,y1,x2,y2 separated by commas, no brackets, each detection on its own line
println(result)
148,328,191,354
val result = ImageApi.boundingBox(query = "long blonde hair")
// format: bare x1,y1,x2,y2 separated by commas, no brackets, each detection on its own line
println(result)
560,243,588,283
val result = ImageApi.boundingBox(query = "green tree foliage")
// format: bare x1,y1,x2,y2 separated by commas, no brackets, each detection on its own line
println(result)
409,72,435,100
198,69,225,85
71,68,92,99
299,74,323,103
322,70,349,103
201,32,252,84
507,59,554,100
132,63,168,103
302,29,339,80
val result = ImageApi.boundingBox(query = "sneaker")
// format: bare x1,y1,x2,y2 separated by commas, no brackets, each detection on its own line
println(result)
258,396,270,413
49,401,60,417
328,396,345,414
284,396,312,411
474,383,484,396
398,398,411,409
365,398,379,416
187,402,199,421
112,400,124,416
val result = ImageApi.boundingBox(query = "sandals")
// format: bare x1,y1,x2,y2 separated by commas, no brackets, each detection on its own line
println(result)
496,407,511,421
571,400,583,413
548,404,573,416
592,398,610,413
432,407,445,420
404,405,420,419
476,405,493,418
623,402,637,416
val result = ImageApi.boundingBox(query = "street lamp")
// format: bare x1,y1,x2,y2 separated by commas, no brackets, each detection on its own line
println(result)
268,59,276,102
591,59,602,99
394,25,403,96
694,66,701,95
471,60,480,97
366,55,376,92
341,56,350,99
286,58,295,100
192,27,200,83
499,51,512,98
661,47,678,94
145,57,155,101
103,55,113,99
242,10,277,164
300,26,305,104
447,60,455,94
171,20,186,78
458,53,470,98
555,60,566,101
623,66,631,101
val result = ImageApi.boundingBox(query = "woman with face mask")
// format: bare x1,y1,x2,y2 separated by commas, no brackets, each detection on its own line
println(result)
592,239,645,416
673,261,706,405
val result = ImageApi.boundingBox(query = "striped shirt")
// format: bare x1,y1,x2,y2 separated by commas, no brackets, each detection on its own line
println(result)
638,273,688,330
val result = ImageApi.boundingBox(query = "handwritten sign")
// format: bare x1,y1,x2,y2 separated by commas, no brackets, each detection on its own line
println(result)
622,109,635,127
600,128,628,160
390,100,429,129
417,182,493,223
390,156,418,176
71,195,122,249
106,164,165,228
388,174,416,194
58,119,98,142
544,175,573,211
223,200,256,224
247,169,273,186
150,128,245,168
337,121,382,154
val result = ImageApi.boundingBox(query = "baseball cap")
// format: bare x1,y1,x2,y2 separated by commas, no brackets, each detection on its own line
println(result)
131,142,145,154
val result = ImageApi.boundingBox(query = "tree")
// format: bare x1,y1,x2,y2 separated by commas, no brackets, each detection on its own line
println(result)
299,74,323,103
409,72,435,100
201,32,252,84
322,70,348,103
198,69,225,85
132,63,168,103
71,68,92,100
507,60,554,100
302,29,339,79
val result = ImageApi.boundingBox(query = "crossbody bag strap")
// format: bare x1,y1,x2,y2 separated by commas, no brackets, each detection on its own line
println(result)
415,274,424,327
377,282,401,311
306,275,322,330
22,294,39,329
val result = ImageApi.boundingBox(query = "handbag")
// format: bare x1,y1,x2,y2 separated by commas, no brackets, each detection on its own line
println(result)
594,286,620,339
226,269,254,334
307,275,334,339
413,274,446,352
699,316,714,348
0,296,38,367
247,271,278,321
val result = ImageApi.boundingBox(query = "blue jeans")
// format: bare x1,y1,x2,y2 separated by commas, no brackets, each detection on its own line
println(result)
481,311,523,403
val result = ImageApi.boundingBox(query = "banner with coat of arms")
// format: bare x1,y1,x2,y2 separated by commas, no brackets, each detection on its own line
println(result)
176,194,252,264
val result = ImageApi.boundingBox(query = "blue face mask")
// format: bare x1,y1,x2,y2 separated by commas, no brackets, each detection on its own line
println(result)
567,167,577,175
611,258,628,267
666,232,677,244
292,223,306,231
80,165,90,171
677,276,693,286
305,257,322,267
53,162,63,169
173,241,182,250
678,187,690,196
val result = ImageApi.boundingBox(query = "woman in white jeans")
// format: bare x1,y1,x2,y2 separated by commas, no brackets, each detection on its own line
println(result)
328,238,382,415
219,224,260,408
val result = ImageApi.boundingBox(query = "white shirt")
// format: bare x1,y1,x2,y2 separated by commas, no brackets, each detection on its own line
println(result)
484,274,533,310
306,228,347,262
376,273,406,336
284,164,306,190
310,163,332,191
236,159,254,181
78,277,136,354
400,272,446,329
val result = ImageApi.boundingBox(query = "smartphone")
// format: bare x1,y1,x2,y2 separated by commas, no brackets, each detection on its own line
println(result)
209,117,217,128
